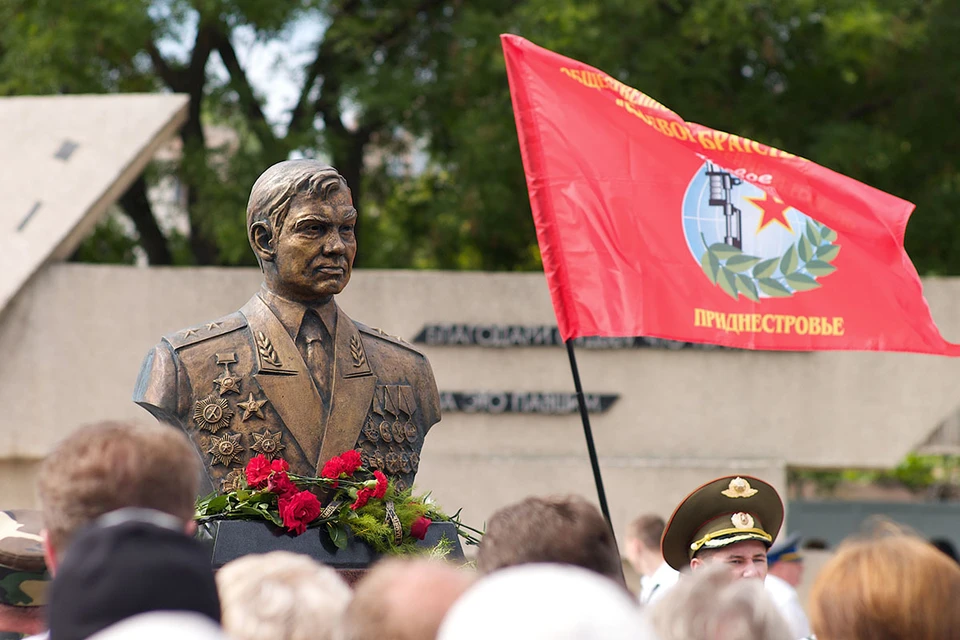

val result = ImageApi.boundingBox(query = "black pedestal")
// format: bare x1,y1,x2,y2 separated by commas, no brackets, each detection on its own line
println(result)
201,520,464,570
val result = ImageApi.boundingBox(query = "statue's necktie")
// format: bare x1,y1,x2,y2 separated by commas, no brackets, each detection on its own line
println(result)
296,310,332,406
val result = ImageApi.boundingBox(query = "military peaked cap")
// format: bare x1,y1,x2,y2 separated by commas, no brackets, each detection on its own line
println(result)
661,475,784,571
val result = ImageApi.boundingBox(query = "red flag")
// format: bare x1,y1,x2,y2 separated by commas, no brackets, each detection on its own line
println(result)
502,34,960,355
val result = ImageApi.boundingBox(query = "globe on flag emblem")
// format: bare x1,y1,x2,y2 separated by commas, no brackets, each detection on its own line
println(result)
681,161,840,301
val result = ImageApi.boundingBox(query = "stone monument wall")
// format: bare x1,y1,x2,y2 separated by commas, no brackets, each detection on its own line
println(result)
3,264,960,543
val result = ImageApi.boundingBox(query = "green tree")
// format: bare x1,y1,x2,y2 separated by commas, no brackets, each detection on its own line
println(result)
409,0,960,271
0,0,469,266
1,0,957,273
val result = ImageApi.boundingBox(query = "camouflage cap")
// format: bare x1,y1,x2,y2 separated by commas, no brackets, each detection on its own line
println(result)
0,510,49,607
661,475,784,571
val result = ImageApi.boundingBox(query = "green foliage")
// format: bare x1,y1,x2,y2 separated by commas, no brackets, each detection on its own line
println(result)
4,0,960,272
326,522,349,550
839,453,940,492
887,453,938,491
195,456,479,556
70,212,140,265
789,468,845,495
346,512,394,546
350,492,430,555
791,453,960,496
0,0,158,95
195,489,284,527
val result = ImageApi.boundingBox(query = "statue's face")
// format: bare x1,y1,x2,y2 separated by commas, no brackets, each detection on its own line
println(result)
270,190,357,301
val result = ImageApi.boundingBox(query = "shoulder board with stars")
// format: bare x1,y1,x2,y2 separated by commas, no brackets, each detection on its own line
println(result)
355,322,426,357
164,312,248,351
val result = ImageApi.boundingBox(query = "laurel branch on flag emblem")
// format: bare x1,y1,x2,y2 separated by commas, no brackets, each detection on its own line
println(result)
699,219,840,301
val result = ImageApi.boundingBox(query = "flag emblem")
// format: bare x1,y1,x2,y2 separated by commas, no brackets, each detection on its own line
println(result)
683,161,840,301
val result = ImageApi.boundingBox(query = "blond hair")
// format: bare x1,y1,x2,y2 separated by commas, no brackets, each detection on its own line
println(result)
647,565,792,640
37,421,200,551
217,551,351,640
809,530,960,640
337,558,473,640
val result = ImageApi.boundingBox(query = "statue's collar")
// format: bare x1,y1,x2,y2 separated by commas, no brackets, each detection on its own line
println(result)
258,286,337,341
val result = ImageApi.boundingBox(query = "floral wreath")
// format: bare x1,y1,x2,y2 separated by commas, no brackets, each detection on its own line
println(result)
195,451,482,556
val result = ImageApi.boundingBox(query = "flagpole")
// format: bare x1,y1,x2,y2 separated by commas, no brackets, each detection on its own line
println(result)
564,340,613,528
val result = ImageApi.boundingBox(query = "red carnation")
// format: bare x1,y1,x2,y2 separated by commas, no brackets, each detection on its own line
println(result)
321,456,344,478
279,490,322,535
267,470,296,497
321,457,345,487
373,471,388,499
410,516,432,540
245,455,272,489
350,486,374,511
340,450,362,475
270,458,289,474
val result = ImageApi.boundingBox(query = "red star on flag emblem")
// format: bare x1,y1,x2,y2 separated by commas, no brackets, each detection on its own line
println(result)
744,192,793,233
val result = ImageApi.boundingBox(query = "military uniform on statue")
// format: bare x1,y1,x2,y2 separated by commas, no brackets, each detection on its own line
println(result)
134,285,439,495
133,160,451,569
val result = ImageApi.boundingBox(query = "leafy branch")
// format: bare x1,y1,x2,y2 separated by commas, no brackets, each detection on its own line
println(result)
700,220,840,301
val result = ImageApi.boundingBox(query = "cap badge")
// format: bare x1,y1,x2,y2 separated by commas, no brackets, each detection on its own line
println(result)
732,512,755,529
722,477,758,498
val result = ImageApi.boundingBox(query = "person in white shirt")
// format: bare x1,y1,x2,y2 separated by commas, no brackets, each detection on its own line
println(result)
765,533,811,639
624,514,679,606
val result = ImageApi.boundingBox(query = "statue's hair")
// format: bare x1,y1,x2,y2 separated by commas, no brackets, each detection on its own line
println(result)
245,160,350,253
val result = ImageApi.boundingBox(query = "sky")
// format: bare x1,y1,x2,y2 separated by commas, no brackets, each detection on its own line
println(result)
153,7,329,134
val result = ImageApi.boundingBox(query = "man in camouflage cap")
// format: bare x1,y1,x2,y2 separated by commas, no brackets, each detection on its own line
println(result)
661,475,783,581
0,510,49,639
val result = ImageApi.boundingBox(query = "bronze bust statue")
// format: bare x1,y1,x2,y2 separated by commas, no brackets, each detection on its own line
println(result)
134,161,441,494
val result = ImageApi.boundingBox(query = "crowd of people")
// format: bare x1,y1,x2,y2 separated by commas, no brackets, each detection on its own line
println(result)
2,420,960,640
